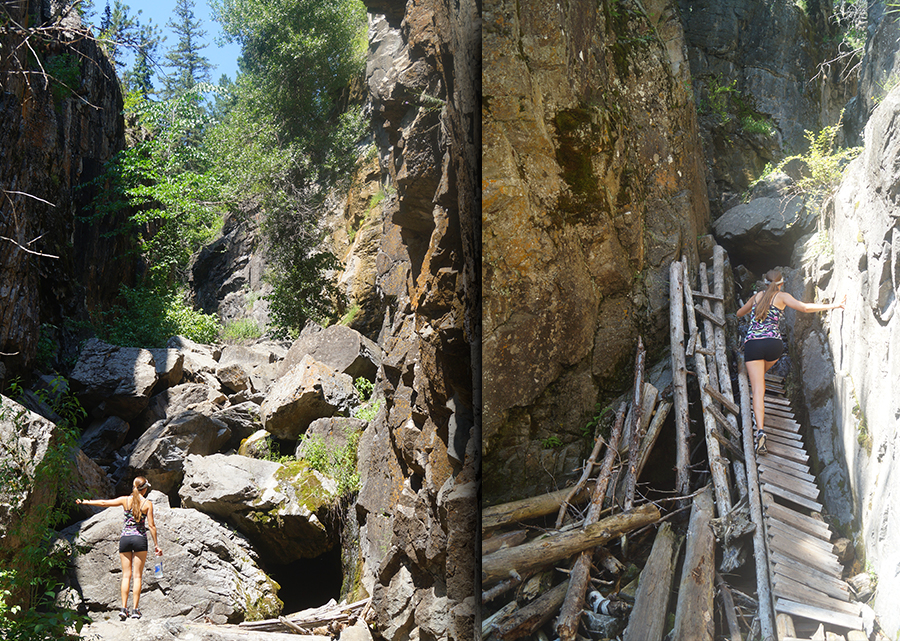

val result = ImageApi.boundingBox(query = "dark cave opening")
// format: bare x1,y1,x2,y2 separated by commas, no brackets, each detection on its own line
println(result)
270,546,344,614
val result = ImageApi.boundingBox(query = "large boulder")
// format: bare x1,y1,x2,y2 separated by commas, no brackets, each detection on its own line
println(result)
71,450,115,519
167,336,220,385
147,348,184,393
124,412,231,494
69,339,159,421
216,363,250,394
59,491,282,624
218,344,275,369
261,356,358,440
180,454,339,565
712,195,814,271
212,401,263,452
295,417,367,459
278,325,381,382
131,383,223,437
79,416,129,465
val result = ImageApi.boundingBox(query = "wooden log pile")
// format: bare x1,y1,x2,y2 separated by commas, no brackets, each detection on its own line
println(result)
238,597,370,635
482,248,768,641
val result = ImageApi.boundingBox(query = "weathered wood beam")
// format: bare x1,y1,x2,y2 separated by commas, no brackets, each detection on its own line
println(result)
669,261,691,497
483,484,593,533
494,580,569,640
672,486,716,641
623,336,646,512
623,522,682,641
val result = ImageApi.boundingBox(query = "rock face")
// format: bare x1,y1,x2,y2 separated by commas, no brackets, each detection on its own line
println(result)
180,454,338,565
787,85,900,638
60,491,281,624
357,0,478,638
0,4,134,379
482,0,709,504
278,325,382,381
70,339,160,421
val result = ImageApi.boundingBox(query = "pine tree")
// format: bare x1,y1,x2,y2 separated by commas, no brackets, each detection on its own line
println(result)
123,22,163,97
99,0,140,70
162,0,213,98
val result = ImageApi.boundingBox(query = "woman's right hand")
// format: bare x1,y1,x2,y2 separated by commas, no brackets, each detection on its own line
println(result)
834,294,847,310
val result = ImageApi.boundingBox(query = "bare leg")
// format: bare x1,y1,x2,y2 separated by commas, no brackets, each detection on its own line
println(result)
132,551,147,609
746,359,768,435
119,552,133,609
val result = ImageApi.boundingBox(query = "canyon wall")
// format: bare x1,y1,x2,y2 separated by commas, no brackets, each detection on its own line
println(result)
482,0,710,505
0,3,134,380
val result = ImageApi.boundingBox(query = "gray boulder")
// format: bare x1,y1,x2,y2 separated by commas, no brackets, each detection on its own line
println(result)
295,417,367,459
124,412,231,494
167,336,220,383
212,401,262,451
59,491,282,624
237,429,274,459
70,338,159,420
261,356,358,440
218,344,274,369
713,195,814,269
72,450,115,518
79,415,129,464
278,325,381,381
132,383,222,437
180,453,339,565
216,363,250,393
148,348,185,392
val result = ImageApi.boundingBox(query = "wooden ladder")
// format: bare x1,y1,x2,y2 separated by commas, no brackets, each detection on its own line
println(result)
754,373,864,638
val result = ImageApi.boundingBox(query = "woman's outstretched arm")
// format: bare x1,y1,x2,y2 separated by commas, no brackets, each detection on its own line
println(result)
778,292,846,314
76,497,128,508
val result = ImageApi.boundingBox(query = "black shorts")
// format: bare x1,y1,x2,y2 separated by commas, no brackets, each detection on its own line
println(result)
744,338,784,362
119,535,148,554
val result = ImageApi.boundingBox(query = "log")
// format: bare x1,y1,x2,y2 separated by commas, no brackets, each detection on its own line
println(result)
694,304,726,326
672,486,716,641
716,572,743,641
483,601,518,638
623,336,646,511
623,522,682,641
669,261,691,497
738,358,776,640
494,580,569,640
483,530,528,556
704,384,741,416
483,484,593,532
632,400,672,485
481,503,661,585
685,262,732,518
555,419,609,529
482,572,525,604
556,402,628,640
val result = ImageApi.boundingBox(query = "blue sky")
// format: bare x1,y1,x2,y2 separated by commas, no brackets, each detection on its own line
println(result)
87,0,242,87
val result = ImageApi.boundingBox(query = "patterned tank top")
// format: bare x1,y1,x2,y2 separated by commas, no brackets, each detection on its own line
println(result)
122,501,147,538
745,298,783,342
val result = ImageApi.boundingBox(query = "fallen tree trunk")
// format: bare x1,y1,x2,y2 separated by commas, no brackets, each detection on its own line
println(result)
494,580,569,640
623,521,682,641
672,486,716,641
716,572,743,641
622,336,646,512
669,261,691,497
483,484,594,533
481,503,661,585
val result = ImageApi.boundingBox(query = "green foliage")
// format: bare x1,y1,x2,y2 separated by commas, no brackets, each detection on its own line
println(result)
353,377,374,402
34,324,58,373
703,75,737,124
222,318,263,342
583,403,612,438
542,435,563,449
96,284,222,347
297,425,361,497
0,379,88,640
873,73,900,104
265,249,342,331
741,114,774,136
162,0,213,98
339,303,361,327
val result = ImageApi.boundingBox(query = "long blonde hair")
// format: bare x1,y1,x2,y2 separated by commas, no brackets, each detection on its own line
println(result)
131,476,150,522
754,270,784,321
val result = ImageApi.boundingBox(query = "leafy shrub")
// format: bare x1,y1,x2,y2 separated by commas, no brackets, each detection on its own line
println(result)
297,426,361,497
222,318,263,341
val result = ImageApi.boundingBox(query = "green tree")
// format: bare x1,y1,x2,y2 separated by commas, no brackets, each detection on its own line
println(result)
162,0,213,98
98,0,141,71
122,21,164,97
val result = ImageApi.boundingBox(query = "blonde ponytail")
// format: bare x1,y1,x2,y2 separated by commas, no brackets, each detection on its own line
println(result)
754,270,784,321
131,476,150,523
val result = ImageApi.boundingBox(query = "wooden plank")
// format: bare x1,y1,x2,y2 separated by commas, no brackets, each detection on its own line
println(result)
772,549,843,583
766,519,832,553
766,432,805,448
763,406,795,419
768,532,842,575
623,522,682,641
759,468,820,501
672,486,715,641
763,500,832,539
773,560,850,601
763,482,823,512
764,426,803,441
760,452,812,474
774,598,863,630
694,304,725,327
765,373,784,383
759,459,816,483
763,441,809,464
704,384,741,416
764,394,791,406
764,415,801,432
773,575,861,617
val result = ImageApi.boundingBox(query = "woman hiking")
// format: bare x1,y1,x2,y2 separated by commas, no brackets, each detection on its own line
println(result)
736,270,845,455
76,476,162,620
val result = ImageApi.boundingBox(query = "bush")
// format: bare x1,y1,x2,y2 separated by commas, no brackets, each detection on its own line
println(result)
222,318,263,341
297,426,361,497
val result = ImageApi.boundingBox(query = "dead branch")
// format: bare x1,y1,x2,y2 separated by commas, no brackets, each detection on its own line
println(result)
669,260,691,497
622,336,646,512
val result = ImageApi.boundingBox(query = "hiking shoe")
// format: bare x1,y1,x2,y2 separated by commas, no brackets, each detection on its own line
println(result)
119,608,128,621
131,608,142,619
754,431,767,455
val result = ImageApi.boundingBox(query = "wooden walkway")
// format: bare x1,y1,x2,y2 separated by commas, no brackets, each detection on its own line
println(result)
753,373,864,638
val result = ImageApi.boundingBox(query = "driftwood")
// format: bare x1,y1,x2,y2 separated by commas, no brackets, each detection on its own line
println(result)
483,572,525,604
555,426,608,529
716,572,744,641
684,262,732,518
669,261,691,497
484,484,594,533
631,400,672,487
738,358,776,640
239,597,369,633
481,503,661,585
483,601,518,638
672,486,716,641
623,522,682,641
494,580,569,640
484,530,528,556
622,337,646,512
556,403,628,640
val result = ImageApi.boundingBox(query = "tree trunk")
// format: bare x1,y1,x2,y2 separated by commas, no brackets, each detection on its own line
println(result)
481,503,661,585
672,485,716,641
623,337,646,512
669,261,691,497
623,522,682,641
494,580,569,640
483,485,593,533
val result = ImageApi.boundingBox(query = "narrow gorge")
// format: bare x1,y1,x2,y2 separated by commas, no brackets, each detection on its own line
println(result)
485,0,900,639
0,0,477,640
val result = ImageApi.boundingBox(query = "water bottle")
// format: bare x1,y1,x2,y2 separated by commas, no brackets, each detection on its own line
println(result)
154,560,163,579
